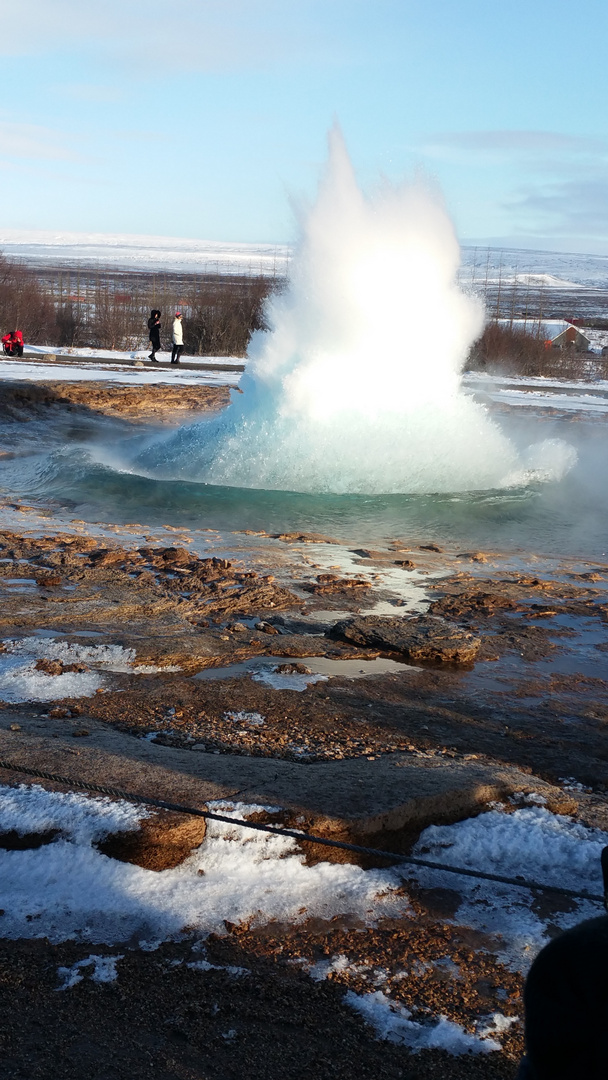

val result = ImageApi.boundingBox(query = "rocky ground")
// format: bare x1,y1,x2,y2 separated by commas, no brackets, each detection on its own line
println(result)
0,379,232,424
0,378,607,1079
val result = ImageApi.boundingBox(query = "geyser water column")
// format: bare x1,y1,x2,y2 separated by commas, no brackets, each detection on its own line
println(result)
149,127,570,494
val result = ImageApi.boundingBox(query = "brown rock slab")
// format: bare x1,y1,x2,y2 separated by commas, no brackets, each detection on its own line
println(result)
327,615,481,664
96,810,207,871
303,574,371,596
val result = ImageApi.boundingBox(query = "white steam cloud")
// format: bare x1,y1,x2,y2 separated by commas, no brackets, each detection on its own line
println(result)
144,126,574,495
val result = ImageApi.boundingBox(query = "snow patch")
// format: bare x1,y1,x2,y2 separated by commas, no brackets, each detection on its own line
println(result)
346,990,500,1053
306,953,370,982
57,954,122,989
0,790,406,944
0,637,181,701
252,667,329,691
408,806,607,969
0,784,148,841
224,710,265,726
186,960,249,977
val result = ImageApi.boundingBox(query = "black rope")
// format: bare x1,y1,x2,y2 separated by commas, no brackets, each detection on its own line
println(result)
0,758,604,905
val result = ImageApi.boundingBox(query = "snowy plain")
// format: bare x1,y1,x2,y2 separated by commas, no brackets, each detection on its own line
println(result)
3,229,608,291
0,229,289,277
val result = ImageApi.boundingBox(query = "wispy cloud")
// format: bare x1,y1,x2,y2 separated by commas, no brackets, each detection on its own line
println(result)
419,130,605,158
416,130,608,242
0,120,78,162
508,173,608,238
56,84,123,104
0,0,352,71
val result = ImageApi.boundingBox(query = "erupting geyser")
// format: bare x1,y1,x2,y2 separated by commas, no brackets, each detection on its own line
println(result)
146,127,575,494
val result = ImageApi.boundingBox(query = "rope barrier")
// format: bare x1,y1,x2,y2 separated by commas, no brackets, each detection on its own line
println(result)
0,757,605,906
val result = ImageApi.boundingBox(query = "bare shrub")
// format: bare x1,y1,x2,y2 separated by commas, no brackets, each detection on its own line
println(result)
0,254,55,343
0,250,280,355
184,277,272,356
469,323,550,377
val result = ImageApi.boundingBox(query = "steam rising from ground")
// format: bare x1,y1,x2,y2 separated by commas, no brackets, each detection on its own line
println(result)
144,128,574,495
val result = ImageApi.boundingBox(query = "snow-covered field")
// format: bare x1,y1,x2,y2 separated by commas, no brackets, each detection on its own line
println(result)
0,229,289,277
2,230,608,292
459,245,608,290
464,371,608,413
0,784,604,1055
0,356,243,387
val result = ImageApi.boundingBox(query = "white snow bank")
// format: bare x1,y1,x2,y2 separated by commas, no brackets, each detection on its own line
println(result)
0,789,406,945
408,806,607,969
26,345,244,369
0,784,147,841
345,990,501,1054
488,389,608,414
415,805,606,894
0,637,180,702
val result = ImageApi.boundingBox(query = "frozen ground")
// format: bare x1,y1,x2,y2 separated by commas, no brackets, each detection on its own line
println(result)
464,371,608,413
0,357,243,388
25,344,243,368
0,784,605,1056
3,355,606,414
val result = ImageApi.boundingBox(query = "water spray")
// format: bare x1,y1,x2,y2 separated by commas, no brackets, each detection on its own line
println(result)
142,127,575,495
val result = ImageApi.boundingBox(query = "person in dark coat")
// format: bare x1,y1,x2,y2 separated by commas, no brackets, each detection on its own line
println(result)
516,915,608,1079
147,309,161,362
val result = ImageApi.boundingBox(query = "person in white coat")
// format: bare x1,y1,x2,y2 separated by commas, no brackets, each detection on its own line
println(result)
171,312,184,365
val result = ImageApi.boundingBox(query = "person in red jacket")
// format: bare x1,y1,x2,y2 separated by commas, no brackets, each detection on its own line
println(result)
2,330,24,357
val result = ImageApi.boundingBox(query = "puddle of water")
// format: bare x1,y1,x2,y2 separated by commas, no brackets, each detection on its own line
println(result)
194,652,420,690
461,613,608,695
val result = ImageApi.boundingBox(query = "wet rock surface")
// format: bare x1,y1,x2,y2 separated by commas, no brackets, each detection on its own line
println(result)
0,529,606,786
328,615,482,665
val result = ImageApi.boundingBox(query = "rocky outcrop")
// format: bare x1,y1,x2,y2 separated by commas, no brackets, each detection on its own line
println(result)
0,380,230,424
327,614,481,665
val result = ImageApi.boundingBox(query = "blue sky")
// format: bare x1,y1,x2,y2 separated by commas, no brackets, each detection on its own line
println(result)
1,0,607,253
